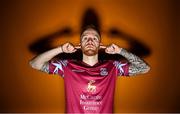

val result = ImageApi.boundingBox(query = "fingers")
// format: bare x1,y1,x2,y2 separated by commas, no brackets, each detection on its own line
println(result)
99,43,107,49
100,45,106,49
74,44,81,49
105,43,121,54
62,42,78,53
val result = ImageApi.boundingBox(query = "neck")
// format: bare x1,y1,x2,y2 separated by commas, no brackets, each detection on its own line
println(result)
83,54,98,66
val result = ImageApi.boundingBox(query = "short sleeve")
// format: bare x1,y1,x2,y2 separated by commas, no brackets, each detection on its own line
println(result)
48,59,68,77
113,60,129,76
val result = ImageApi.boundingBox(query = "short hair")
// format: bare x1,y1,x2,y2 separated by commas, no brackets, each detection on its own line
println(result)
80,25,101,38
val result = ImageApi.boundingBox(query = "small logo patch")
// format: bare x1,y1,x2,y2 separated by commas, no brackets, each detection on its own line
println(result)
100,68,108,76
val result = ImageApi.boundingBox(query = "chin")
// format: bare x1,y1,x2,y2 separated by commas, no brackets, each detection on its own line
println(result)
83,50,98,56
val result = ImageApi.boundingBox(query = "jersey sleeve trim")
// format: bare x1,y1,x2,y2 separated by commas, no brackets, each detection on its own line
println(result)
113,61,129,76
49,59,68,77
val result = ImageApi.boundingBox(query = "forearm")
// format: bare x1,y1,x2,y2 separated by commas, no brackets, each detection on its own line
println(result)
119,48,150,76
29,46,63,70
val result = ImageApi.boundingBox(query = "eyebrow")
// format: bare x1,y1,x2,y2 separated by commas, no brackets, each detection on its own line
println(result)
81,34,100,39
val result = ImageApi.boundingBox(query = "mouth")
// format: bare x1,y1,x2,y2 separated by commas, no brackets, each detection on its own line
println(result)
85,44,94,48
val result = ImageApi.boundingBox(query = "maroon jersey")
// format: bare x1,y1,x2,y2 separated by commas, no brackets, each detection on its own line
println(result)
48,59,129,113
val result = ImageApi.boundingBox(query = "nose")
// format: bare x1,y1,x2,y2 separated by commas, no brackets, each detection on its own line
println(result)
87,37,93,42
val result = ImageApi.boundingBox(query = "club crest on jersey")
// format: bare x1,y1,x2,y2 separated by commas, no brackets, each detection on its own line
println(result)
100,68,108,76
87,80,96,93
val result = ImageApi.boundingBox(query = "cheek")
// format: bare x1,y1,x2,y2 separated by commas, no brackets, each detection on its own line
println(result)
82,42,87,46
81,42,85,46
95,42,100,47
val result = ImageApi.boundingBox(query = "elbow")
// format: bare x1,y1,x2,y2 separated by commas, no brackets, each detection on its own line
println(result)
29,60,36,69
29,60,41,70
143,65,151,74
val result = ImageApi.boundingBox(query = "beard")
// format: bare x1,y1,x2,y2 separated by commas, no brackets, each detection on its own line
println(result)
82,46,98,56
83,49,98,56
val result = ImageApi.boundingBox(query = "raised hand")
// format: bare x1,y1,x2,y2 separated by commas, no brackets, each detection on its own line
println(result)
61,42,79,53
74,44,81,50
100,43,122,54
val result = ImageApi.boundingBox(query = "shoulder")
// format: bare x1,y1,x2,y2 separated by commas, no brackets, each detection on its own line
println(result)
50,59,69,66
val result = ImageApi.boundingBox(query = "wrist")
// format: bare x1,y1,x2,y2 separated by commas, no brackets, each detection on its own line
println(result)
119,48,123,54
58,46,63,53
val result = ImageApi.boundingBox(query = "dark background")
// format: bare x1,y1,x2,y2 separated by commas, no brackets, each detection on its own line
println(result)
1,0,180,112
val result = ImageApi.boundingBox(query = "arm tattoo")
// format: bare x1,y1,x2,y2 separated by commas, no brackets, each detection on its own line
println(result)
40,62,49,73
120,48,150,76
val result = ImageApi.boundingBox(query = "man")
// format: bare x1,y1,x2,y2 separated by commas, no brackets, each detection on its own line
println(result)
29,25,150,113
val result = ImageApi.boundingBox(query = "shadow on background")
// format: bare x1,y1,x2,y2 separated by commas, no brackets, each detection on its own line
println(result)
29,8,151,60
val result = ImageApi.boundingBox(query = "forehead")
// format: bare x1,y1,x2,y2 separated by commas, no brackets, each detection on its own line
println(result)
81,28,100,38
